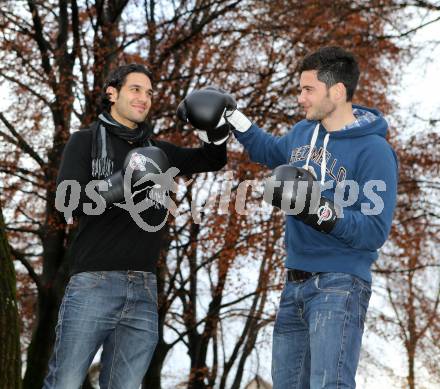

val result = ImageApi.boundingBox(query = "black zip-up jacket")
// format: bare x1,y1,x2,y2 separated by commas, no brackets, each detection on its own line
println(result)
57,128,227,275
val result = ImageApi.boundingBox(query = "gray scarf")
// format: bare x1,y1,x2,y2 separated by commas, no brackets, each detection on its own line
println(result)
90,112,153,178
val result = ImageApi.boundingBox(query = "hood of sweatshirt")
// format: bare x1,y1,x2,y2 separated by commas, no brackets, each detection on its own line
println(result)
302,105,389,185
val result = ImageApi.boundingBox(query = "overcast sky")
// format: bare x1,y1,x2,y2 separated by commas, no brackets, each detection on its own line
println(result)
393,13,440,139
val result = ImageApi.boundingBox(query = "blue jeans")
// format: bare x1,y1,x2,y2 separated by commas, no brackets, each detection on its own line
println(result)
272,272,371,389
43,271,159,389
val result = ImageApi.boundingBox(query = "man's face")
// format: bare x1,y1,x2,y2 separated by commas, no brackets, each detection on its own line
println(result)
298,70,336,121
107,72,153,128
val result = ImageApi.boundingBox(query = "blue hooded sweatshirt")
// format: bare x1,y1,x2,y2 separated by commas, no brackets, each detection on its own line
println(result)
234,105,398,282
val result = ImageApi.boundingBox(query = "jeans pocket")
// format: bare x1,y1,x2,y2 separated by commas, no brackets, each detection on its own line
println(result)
68,271,102,289
144,273,158,303
314,272,353,294
358,286,372,330
354,276,372,292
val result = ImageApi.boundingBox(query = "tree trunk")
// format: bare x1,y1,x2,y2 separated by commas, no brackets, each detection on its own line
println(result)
22,289,60,389
0,201,22,389
407,350,415,389
22,197,70,389
143,245,172,389
142,341,170,389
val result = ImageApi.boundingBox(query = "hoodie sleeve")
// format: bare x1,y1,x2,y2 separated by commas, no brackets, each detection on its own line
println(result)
329,138,398,250
233,124,291,168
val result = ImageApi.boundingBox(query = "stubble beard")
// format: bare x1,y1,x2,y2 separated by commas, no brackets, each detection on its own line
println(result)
115,103,149,127
307,98,336,121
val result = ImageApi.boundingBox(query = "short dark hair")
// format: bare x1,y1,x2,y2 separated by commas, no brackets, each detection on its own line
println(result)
101,63,152,111
299,46,360,101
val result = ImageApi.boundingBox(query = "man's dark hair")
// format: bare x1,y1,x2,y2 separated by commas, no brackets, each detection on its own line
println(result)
299,46,360,101
101,63,153,111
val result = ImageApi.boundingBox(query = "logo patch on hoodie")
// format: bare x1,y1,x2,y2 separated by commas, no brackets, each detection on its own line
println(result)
290,145,347,183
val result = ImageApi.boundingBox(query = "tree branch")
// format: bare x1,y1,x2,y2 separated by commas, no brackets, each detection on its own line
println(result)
0,112,46,168
27,0,56,90
10,247,43,294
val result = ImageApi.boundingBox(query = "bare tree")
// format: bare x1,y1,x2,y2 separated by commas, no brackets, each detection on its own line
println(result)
0,199,21,389
370,129,440,389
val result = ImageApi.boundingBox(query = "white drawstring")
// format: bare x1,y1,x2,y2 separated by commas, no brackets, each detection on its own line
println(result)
304,123,320,169
303,123,330,186
321,133,330,185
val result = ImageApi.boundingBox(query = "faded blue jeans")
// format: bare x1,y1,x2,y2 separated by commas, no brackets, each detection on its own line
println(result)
43,271,159,389
272,272,372,389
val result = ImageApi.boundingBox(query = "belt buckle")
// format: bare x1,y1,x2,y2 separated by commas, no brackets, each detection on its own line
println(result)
287,269,315,283
297,271,309,282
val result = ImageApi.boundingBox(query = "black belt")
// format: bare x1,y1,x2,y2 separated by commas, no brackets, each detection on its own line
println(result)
287,269,319,282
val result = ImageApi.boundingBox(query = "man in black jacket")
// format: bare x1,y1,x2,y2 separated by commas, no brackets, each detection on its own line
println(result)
44,64,228,389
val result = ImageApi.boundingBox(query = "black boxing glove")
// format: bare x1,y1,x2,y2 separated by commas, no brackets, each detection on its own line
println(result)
177,86,236,144
263,165,339,233
97,146,170,206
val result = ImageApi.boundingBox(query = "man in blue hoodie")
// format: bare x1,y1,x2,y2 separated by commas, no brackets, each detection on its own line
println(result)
179,46,398,388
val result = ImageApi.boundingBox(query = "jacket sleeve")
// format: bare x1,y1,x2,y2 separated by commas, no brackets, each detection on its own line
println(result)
233,124,292,168
329,140,398,250
56,130,94,219
153,139,227,175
